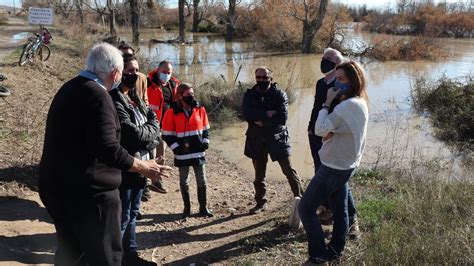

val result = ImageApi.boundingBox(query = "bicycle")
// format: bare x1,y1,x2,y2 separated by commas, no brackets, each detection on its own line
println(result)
19,27,53,67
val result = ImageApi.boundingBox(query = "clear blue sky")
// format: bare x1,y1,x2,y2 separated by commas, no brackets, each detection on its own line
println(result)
0,0,20,8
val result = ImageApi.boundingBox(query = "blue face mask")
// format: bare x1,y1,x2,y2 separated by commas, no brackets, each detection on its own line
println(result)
334,80,351,96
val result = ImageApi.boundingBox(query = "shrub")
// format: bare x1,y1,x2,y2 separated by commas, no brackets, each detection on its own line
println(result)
194,76,297,128
358,35,447,61
360,3,474,38
194,77,248,128
411,76,473,153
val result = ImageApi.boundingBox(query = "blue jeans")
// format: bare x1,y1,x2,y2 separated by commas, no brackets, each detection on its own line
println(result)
119,188,143,254
308,134,357,219
298,164,355,260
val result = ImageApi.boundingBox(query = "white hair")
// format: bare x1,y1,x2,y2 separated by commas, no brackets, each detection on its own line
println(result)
85,43,124,77
323,47,344,65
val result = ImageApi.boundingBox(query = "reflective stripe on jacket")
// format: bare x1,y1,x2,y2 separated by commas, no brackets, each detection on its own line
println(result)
146,69,179,122
161,103,210,167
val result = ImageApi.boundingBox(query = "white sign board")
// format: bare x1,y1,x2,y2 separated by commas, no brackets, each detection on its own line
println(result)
28,7,54,25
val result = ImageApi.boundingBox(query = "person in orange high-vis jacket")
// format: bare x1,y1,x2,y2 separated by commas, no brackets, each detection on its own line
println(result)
161,82,213,219
147,60,180,194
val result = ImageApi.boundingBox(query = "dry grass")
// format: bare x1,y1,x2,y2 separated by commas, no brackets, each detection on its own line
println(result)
0,10,8,25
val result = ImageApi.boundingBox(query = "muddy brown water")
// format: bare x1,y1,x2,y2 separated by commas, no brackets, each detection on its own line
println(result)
132,30,474,181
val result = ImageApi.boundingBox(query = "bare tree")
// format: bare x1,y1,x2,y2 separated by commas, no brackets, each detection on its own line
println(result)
107,0,117,39
191,0,217,32
178,0,186,42
224,0,241,41
146,0,154,9
86,0,108,25
47,0,75,18
192,0,201,32
287,0,329,53
74,0,84,26
130,0,140,44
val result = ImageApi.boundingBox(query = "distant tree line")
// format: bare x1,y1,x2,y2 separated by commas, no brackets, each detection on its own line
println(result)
345,0,474,38
19,0,473,55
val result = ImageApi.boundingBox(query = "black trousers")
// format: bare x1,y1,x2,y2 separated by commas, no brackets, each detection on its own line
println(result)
252,155,303,204
40,189,122,266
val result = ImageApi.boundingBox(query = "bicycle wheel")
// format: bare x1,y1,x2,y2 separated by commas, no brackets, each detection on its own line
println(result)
19,41,33,66
38,44,51,62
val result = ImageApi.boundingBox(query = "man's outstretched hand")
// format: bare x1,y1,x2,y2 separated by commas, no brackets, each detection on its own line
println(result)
129,158,173,182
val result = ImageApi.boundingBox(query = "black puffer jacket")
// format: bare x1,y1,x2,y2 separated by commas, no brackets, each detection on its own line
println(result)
242,83,291,161
110,88,161,189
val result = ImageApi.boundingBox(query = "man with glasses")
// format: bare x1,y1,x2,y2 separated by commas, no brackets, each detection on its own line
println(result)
241,67,303,214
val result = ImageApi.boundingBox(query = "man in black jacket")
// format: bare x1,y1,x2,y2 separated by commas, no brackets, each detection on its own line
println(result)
242,67,303,214
39,43,170,266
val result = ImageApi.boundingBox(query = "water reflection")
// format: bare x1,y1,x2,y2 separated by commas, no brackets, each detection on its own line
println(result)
9,32,28,43
132,30,473,180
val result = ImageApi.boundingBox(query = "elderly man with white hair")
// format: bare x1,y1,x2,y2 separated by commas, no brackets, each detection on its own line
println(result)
39,43,170,266
307,47,360,238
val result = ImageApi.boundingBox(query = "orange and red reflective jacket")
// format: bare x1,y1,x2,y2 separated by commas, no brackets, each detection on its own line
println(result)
161,103,210,167
147,69,180,122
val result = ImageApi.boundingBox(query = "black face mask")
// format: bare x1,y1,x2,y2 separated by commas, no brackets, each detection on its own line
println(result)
320,59,336,74
256,81,270,93
182,95,196,107
121,73,138,88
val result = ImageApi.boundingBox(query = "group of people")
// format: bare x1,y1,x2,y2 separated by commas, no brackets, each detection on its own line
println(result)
39,42,368,265
242,48,368,264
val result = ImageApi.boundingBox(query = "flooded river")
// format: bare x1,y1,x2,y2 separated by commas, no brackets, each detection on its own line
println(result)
132,30,474,181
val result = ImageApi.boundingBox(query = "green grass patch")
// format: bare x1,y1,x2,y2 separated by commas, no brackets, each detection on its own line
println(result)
352,168,387,186
352,175,474,264
358,196,397,230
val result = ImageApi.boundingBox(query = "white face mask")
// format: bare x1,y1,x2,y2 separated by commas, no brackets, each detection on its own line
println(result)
112,74,121,89
159,72,171,84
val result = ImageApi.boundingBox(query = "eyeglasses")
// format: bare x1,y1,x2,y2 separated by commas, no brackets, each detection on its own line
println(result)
256,76,270,80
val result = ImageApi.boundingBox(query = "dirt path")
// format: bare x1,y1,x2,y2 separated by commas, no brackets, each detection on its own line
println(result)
0,16,34,62
0,149,305,265
0,16,310,266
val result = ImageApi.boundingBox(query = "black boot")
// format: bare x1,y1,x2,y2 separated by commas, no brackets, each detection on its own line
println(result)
197,186,213,217
180,184,191,219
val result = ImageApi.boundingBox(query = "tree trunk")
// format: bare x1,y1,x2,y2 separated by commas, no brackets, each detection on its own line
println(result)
178,0,186,42
225,0,236,41
301,22,315,54
192,0,200,32
74,0,84,26
300,0,329,54
107,0,117,40
146,0,154,9
130,0,140,44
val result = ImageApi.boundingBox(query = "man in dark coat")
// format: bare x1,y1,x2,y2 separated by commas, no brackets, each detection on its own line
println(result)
242,67,303,214
39,43,170,266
